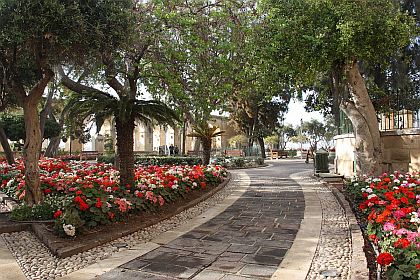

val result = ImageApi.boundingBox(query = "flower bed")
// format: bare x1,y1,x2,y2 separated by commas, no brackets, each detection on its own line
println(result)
0,158,226,238
346,172,420,280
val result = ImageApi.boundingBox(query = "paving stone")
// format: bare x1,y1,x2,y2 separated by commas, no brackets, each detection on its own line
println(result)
141,262,194,277
227,244,260,254
95,268,175,280
241,254,284,266
219,252,246,262
120,258,150,270
191,269,226,280
239,264,278,278
207,260,246,273
171,255,210,267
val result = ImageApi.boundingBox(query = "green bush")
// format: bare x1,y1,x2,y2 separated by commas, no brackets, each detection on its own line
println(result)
255,157,264,165
97,154,115,164
97,154,202,166
232,157,245,167
10,202,55,221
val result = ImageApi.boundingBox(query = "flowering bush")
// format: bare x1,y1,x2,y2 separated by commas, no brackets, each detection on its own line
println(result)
0,158,227,238
347,172,420,280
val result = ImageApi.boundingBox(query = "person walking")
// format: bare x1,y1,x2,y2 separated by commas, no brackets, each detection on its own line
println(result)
169,144,174,156
174,145,179,155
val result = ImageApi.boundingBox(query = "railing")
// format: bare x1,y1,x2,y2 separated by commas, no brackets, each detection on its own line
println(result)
340,87,420,133
378,109,420,131
212,146,262,157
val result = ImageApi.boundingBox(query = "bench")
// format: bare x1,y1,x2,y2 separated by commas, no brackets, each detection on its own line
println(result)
224,150,243,157
270,149,288,159
81,151,103,160
187,150,203,156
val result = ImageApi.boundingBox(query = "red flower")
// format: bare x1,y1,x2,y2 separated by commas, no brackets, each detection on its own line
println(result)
54,211,62,219
109,213,114,219
112,186,118,191
377,252,393,266
95,198,103,208
137,193,144,198
416,264,420,269
200,182,206,188
80,202,89,211
395,238,411,248
44,189,51,194
76,190,82,195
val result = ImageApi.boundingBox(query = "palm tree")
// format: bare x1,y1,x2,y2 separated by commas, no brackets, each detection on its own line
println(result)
68,92,179,188
188,122,226,165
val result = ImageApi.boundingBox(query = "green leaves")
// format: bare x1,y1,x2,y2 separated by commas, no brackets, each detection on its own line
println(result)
261,0,418,86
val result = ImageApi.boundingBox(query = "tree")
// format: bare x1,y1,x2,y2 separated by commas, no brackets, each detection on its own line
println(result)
276,124,297,151
0,0,135,206
228,135,248,148
187,123,226,165
264,135,280,149
67,92,178,188
228,93,288,158
1,113,60,143
261,0,417,175
144,1,264,130
301,119,326,153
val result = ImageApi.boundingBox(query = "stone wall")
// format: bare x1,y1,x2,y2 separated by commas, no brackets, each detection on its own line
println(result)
334,130,420,177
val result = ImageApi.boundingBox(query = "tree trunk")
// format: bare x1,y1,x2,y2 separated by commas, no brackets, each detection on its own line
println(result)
202,139,212,165
340,61,382,176
115,115,135,188
11,69,54,207
258,137,266,158
22,100,44,206
0,122,15,165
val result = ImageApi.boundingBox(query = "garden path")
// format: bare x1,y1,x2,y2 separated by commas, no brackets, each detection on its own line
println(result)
66,160,318,280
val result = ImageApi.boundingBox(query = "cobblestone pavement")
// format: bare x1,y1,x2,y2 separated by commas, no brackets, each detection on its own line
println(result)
95,161,307,280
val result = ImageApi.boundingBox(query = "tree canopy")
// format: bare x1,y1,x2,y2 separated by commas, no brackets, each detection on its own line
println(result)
261,0,417,175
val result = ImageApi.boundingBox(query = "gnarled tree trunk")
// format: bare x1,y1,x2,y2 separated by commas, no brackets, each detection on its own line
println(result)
0,122,15,165
340,61,382,176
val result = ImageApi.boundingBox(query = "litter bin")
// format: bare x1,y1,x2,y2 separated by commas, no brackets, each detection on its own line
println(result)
314,149,329,173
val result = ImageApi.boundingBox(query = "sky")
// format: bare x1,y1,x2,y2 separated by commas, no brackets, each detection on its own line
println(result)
284,99,324,127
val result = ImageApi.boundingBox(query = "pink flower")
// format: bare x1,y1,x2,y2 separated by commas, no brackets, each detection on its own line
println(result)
158,195,164,206
393,210,406,219
384,222,395,231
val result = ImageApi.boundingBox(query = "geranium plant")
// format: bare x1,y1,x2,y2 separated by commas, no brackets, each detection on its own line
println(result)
347,172,420,280
0,157,227,238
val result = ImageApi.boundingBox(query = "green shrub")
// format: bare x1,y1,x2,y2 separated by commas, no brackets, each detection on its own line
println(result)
10,202,55,221
97,154,202,166
97,154,115,164
255,157,264,165
232,157,245,167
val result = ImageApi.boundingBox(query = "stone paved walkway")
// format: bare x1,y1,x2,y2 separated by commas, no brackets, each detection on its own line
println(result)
95,161,306,280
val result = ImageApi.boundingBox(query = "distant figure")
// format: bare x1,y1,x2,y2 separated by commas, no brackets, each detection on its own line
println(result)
174,145,179,155
169,144,174,155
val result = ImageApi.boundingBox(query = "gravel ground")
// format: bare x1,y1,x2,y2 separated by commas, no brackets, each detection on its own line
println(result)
306,175,351,280
0,201,10,213
1,171,354,280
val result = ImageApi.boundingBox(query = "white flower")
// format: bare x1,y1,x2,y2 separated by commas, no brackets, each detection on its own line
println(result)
367,194,377,199
372,178,381,182
410,212,420,224
354,183,359,187
393,179,400,184
193,182,197,187
63,224,76,237
365,188,373,193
